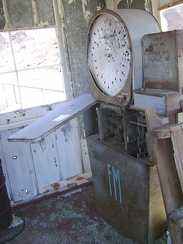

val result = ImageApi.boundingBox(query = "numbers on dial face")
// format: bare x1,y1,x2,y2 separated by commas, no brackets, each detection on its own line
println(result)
88,14,131,96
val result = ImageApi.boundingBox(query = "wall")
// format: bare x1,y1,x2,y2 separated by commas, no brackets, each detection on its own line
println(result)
105,0,152,12
61,0,105,97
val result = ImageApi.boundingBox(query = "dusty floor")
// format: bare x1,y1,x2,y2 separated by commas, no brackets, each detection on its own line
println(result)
0,184,135,244
0,184,167,244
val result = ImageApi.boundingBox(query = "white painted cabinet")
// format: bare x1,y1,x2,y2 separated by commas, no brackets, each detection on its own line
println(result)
0,118,88,204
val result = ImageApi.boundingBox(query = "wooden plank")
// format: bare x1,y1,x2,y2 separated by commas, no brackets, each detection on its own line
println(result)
168,206,183,227
8,93,97,142
181,100,183,111
171,129,183,193
145,108,183,244
152,123,183,139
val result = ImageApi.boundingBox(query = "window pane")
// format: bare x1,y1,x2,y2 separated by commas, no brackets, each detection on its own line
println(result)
18,66,65,108
0,28,66,114
0,33,14,72
0,73,21,112
160,3,183,31
12,29,60,70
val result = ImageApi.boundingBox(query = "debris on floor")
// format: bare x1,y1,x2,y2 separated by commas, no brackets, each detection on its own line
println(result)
0,185,135,244
0,185,170,244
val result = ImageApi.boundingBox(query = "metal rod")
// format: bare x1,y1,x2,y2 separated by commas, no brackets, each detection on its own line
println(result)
0,63,62,75
8,32,23,108
130,121,147,127
2,83,64,93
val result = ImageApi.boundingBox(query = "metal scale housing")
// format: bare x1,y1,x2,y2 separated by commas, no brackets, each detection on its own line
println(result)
86,9,183,243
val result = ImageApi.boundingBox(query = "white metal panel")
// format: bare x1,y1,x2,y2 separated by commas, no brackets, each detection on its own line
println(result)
115,9,161,90
0,138,12,200
133,93,166,114
80,136,91,173
0,94,96,204
8,93,97,142
30,133,61,193
0,102,64,128
0,129,37,202
56,118,82,179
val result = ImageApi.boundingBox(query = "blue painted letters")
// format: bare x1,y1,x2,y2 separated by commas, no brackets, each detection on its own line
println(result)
107,164,122,204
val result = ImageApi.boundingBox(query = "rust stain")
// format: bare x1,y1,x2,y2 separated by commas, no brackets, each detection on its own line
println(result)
76,176,85,181
66,176,76,181
51,182,60,190
145,45,153,53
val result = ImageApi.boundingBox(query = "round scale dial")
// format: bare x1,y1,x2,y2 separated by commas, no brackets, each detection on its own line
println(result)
88,14,131,96
87,9,161,106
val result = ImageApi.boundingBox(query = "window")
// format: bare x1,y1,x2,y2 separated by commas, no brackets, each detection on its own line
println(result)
0,28,66,113
160,3,183,123
160,3,183,31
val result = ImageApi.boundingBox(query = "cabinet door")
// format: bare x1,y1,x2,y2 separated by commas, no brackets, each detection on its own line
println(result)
56,118,82,179
31,133,60,194
0,128,37,202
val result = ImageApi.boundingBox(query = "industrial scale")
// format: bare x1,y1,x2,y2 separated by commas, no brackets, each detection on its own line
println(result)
86,9,183,243
6,8,183,244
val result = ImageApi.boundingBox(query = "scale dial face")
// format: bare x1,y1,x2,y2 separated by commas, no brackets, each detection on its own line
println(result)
88,13,131,97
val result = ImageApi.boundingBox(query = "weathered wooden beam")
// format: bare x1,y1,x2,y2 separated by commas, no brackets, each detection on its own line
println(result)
145,108,183,244
152,123,183,139
181,100,183,112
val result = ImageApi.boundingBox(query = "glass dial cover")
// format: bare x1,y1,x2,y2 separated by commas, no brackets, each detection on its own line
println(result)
88,14,131,96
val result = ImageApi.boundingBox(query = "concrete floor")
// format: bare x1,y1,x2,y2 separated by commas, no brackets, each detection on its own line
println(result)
0,184,167,244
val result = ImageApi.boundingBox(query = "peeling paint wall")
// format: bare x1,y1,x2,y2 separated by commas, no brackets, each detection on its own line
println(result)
0,0,5,28
1,0,56,28
8,0,33,28
117,0,145,9
62,0,89,97
118,0,145,9
37,0,55,26
61,0,105,97
106,0,152,13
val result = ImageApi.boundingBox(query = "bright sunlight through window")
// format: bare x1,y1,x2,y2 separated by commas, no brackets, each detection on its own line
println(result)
160,3,183,31
0,28,66,113
160,3,183,123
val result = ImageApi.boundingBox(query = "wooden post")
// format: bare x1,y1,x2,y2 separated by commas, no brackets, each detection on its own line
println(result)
145,108,183,244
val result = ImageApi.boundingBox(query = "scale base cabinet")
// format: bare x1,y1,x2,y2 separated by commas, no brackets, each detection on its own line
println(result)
87,135,167,244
